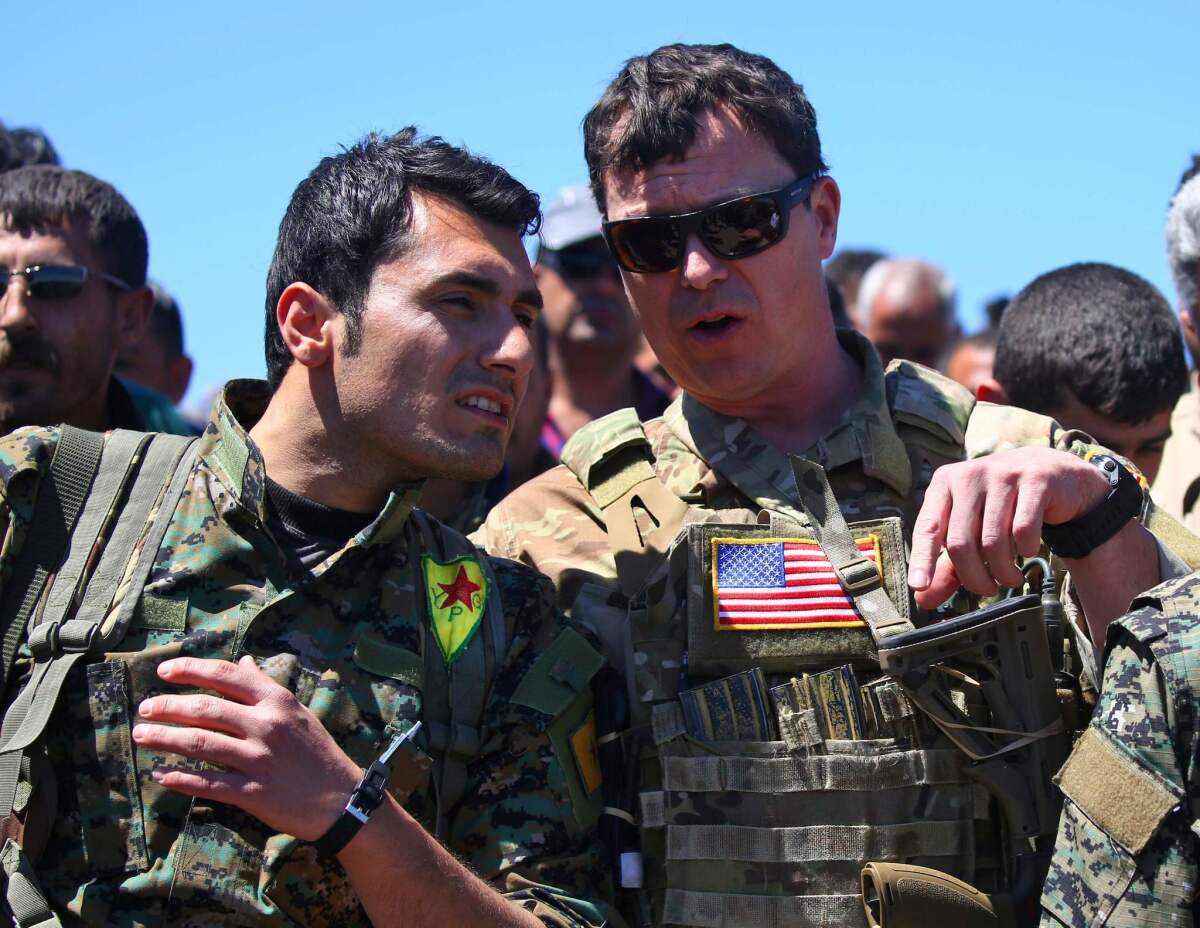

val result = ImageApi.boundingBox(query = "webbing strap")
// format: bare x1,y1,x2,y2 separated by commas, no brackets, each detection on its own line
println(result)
662,748,966,794
662,888,862,928
414,513,497,838
666,820,972,863
0,426,104,691
0,435,198,818
593,455,690,599
37,431,149,624
1,838,63,927
790,458,913,642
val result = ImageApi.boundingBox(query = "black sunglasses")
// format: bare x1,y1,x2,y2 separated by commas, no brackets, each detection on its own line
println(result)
538,242,619,281
0,264,132,301
602,172,822,274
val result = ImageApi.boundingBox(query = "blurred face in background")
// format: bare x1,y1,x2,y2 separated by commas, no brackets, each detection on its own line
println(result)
535,236,640,358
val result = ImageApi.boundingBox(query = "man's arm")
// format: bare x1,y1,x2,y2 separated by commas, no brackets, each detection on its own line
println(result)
132,656,545,928
907,446,1161,636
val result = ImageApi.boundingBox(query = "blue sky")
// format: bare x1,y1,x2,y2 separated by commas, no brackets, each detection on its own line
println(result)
9,1,1199,409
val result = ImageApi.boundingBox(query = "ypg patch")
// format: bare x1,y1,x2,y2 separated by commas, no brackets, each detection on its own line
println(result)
711,535,880,631
422,555,488,666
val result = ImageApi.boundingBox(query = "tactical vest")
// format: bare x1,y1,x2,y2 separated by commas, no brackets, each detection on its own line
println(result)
0,426,512,927
562,367,1035,928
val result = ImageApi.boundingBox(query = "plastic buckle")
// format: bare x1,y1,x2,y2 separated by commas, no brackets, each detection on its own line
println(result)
837,557,880,595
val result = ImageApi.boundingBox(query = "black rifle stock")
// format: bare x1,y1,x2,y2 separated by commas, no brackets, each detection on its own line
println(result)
870,592,1071,925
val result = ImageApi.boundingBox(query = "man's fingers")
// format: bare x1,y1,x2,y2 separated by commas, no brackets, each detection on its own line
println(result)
908,474,952,590
156,656,276,705
149,765,256,803
979,480,1024,588
941,476,995,596
914,550,960,609
1011,481,1049,558
138,693,250,736
132,722,257,770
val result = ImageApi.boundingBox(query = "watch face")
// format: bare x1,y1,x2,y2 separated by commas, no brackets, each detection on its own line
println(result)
1093,454,1121,488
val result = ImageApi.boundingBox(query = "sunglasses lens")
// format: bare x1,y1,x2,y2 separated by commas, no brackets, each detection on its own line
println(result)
26,266,87,300
607,219,683,273
702,195,783,258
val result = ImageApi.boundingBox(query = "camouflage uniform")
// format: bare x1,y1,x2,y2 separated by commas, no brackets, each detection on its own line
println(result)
1039,571,1200,927
474,331,1192,927
0,380,612,928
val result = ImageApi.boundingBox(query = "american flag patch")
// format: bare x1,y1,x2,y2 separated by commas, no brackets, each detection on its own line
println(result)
711,536,881,631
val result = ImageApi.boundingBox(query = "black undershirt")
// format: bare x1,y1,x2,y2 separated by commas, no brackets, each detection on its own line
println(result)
264,478,374,572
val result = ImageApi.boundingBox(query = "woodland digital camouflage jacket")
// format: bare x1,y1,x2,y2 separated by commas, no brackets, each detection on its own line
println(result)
1040,571,1200,927
0,380,612,928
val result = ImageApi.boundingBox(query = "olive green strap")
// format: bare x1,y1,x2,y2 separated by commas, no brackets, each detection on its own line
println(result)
0,426,105,691
790,458,914,643
1,837,63,927
663,888,862,928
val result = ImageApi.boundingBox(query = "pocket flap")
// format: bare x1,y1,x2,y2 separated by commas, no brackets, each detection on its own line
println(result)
1055,726,1181,855
353,631,423,688
510,627,605,717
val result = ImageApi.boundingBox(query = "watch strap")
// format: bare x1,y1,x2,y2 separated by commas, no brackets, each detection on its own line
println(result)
1043,454,1143,559
313,758,391,857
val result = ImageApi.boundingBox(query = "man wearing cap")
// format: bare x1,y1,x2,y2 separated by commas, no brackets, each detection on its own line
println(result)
536,186,669,459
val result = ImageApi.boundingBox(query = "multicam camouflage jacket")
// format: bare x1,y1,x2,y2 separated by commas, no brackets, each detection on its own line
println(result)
1040,570,1200,927
475,330,1184,617
0,380,612,928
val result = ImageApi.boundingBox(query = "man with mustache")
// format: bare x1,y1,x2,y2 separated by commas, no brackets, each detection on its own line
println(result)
0,166,193,436
0,130,610,927
535,186,669,458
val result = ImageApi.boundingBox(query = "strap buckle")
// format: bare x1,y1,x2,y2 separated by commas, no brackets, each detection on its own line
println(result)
836,557,881,596
27,620,99,661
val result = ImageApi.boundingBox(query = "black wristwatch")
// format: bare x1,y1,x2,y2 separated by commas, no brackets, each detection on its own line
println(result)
314,721,422,857
1042,454,1144,559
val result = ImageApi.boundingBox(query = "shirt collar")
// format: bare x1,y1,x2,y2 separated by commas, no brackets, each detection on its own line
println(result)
198,379,422,544
665,329,912,501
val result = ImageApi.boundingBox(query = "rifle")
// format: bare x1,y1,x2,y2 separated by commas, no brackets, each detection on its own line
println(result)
867,567,1073,927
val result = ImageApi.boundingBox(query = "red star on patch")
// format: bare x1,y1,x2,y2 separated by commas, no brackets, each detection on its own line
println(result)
438,566,481,613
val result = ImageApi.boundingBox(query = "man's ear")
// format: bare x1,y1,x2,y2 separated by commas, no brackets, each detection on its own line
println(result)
810,176,841,261
114,285,154,351
166,354,194,405
276,283,337,369
975,377,1007,404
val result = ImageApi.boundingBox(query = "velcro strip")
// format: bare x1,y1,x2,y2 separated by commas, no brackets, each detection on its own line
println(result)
1055,726,1180,855
667,820,971,863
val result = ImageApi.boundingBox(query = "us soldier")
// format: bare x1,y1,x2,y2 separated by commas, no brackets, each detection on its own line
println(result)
0,129,610,926
1040,570,1200,925
475,43,1196,927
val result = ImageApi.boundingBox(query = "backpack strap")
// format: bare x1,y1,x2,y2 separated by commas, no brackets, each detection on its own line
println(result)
0,432,198,814
412,511,507,838
561,409,690,598
0,426,106,691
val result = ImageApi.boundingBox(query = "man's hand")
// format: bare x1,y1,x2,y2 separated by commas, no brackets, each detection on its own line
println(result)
907,447,1111,608
132,655,362,841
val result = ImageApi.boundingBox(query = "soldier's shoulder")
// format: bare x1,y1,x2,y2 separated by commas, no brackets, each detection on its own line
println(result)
885,360,974,448
1117,572,1200,662
0,425,61,488
560,406,652,484
962,401,1060,458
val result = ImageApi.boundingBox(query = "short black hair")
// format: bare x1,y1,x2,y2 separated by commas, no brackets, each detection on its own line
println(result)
583,43,827,215
994,262,1187,424
265,127,541,390
0,165,147,288
0,123,59,172
146,281,185,359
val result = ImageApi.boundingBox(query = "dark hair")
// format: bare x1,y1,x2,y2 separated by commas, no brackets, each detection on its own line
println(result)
583,43,827,214
825,249,887,292
994,262,1187,424
0,123,59,172
0,165,147,288
265,127,541,390
146,281,185,359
